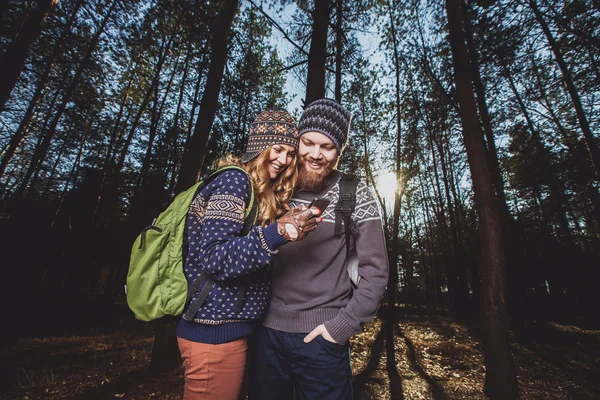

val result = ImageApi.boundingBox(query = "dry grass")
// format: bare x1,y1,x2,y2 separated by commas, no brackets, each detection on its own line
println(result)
2,308,599,399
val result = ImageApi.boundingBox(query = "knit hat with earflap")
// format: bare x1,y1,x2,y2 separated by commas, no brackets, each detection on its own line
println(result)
297,98,352,154
241,109,299,163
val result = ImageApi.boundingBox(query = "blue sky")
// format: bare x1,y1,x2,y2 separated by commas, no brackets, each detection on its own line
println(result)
261,2,383,114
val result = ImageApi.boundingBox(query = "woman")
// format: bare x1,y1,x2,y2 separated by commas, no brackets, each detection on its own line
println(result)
176,109,320,400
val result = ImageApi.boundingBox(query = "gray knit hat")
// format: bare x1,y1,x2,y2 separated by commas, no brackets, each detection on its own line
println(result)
297,98,352,154
241,109,299,163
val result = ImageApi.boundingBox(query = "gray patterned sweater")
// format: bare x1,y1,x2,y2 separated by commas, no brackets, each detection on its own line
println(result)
263,170,389,344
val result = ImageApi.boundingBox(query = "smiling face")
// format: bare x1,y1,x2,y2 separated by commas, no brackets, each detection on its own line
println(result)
297,131,339,190
266,144,297,179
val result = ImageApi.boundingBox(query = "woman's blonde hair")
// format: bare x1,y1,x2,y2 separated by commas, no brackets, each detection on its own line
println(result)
214,148,298,226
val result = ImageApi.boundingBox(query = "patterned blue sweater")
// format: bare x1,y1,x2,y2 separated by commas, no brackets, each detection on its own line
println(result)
176,169,287,344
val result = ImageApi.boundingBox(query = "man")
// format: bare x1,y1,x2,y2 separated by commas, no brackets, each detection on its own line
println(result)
249,98,389,400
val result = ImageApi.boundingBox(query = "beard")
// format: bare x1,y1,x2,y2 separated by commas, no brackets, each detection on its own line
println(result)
297,156,335,191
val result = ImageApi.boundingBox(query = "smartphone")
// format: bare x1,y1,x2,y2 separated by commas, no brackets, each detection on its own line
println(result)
308,197,331,212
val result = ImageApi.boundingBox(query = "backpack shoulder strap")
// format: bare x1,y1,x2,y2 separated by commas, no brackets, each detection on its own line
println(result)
183,272,215,320
335,173,360,289
334,173,360,241
242,199,258,235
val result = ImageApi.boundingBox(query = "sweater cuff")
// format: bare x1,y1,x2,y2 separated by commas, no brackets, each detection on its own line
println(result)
324,315,357,345
261,223,288,251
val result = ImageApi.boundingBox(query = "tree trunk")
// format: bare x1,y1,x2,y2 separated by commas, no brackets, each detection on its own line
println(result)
385,0,406,312
334,0,343,102
420,181,444,309
445,129,478,312
0,0,58,111
0,80,44,179
91,69,135,227
150,320,180,372
426,127,455,310
529,0,600,179
0,0,83,179
41,132,70,197
165,43,194,199
386,79,404,400
186,52,209,142
445,0,518,397
5,70,62,198
176,0,239,193
414,10,460,115
136,52,180,192
527,48,600,226
436,131,470,316
501,60,570,238
128,55,180,229
304,0,330,105
530,49,600,229
14,0,118,198
115,24,180,176
461,1,508,209
233,14,255,151
50,117,90,229
529,53,569,139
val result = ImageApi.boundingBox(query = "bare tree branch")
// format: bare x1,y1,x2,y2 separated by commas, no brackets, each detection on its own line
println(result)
246,0,308,56
278,59,308,73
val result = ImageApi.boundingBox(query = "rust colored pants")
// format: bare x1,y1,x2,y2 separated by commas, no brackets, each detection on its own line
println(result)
178,337,248,400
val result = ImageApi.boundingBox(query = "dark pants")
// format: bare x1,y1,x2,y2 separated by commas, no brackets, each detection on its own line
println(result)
248,326,353,400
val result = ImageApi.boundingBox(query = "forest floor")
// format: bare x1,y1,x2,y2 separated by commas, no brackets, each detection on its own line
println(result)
1,305,599,400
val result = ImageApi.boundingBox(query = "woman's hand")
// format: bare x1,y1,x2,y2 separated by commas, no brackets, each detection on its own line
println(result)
276,206,322,241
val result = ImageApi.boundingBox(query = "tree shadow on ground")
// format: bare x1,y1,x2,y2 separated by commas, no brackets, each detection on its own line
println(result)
395,321,449,400
521,322,600,394
353,324,385,399
385,320,404,400
353,305,405,400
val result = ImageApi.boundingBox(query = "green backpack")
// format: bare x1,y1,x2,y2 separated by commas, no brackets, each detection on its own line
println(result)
126,166,257,322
